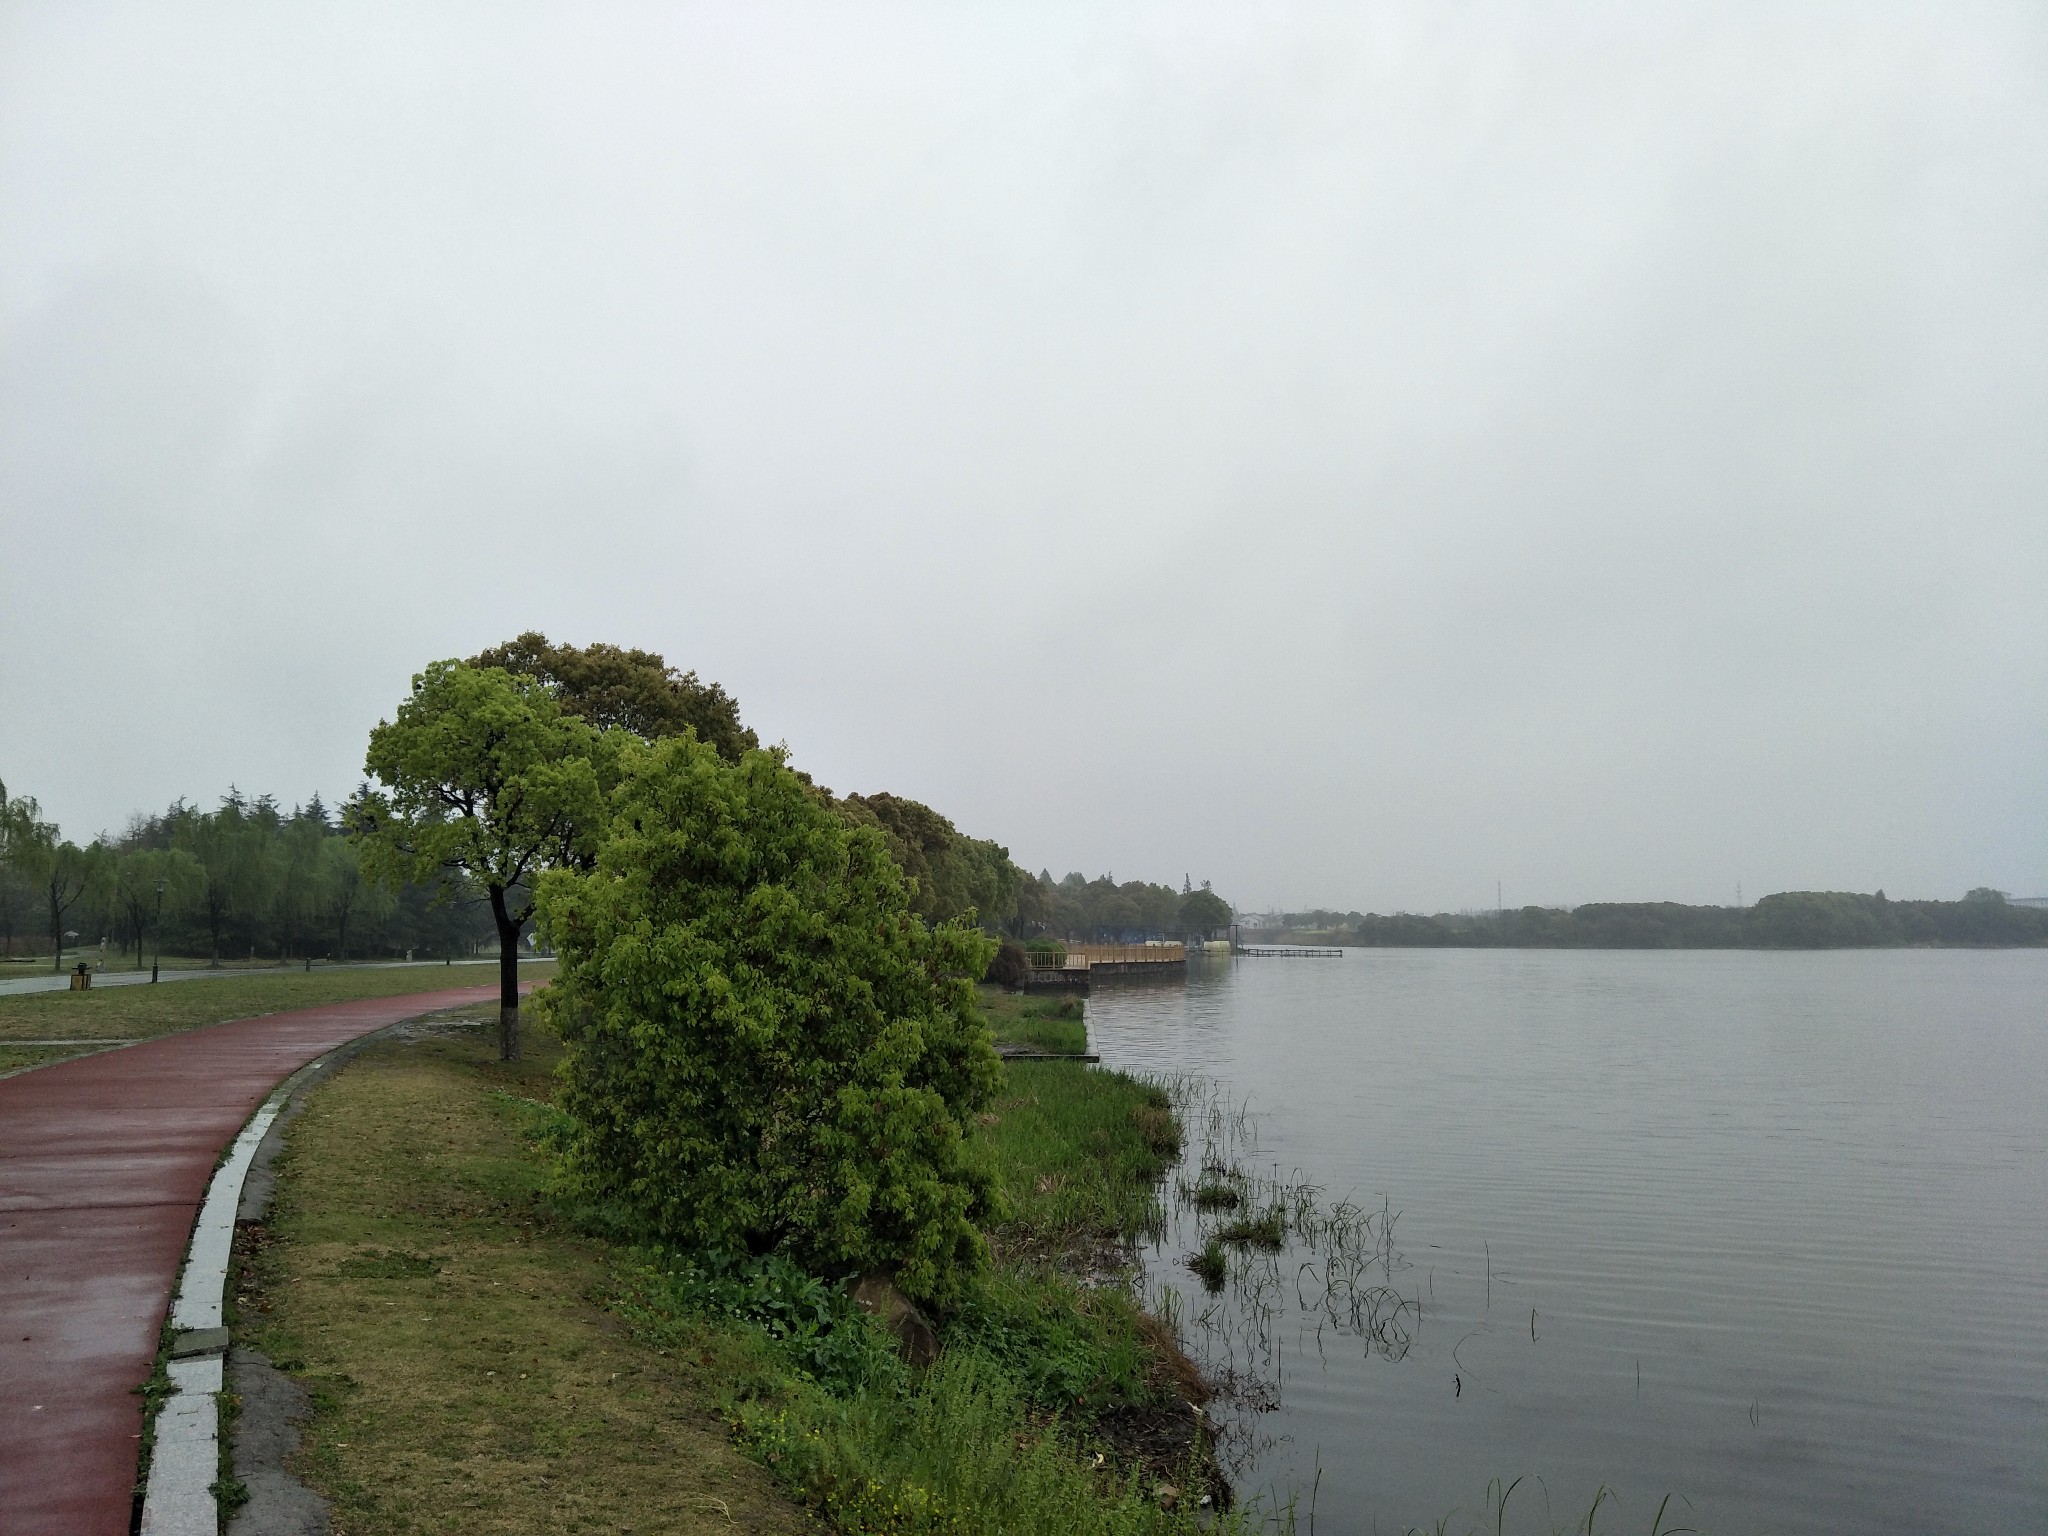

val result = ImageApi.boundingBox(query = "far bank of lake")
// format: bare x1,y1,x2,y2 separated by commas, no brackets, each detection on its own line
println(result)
1087,948,2047,1535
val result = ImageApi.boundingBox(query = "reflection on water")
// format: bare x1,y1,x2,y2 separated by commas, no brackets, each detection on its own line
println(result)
1087,949,2048,1534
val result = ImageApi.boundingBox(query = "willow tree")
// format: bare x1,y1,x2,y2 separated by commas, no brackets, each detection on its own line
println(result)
355,661,609,1058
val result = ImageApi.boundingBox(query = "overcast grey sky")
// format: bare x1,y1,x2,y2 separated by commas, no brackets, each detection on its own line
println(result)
3,3,2042,911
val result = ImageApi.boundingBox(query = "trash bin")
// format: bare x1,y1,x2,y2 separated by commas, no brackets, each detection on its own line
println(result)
70,962,92,991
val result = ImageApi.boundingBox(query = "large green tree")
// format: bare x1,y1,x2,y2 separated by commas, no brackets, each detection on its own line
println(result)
836,792,1023,931
471,632,757,761
26,832,108,971
318,826,390,962
0,780,34,956
1179,886,1233,939
538,734,1002,1308
356,660,609,1058
1,786,110,970
112,846,203,968
174,793,279,964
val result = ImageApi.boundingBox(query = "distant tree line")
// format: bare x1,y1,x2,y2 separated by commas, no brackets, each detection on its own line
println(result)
823,792,1233,942
1245,889,2048,949
0,779,494,969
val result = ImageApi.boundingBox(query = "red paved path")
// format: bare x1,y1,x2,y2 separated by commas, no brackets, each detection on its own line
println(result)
0,986,502,1536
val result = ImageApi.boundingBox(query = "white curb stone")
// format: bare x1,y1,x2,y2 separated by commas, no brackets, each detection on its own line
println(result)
139,1081,300,1535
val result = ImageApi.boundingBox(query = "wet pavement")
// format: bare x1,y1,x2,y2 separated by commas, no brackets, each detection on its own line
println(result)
0,957,498,998
0,986,499,1535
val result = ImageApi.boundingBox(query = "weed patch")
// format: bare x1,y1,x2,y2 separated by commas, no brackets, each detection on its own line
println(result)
1214,1206,1288,1250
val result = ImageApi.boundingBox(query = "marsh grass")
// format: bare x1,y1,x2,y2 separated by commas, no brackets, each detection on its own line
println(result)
1190,1240,1228,1290
975,1061,1178,1242
976,983,1089,1054
950,1264,1159,1413
1214,1206,1288,1250
736,1349,1280,1536
1388,1476,1702,1536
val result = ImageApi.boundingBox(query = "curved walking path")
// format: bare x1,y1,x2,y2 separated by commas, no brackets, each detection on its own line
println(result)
0,985,503,1536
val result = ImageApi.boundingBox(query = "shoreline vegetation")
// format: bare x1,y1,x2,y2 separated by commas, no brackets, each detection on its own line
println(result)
1246,888,2048,950
233,991,1256,1534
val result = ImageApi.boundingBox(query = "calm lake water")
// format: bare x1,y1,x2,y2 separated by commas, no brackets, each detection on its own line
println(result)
1083,950,2048,1535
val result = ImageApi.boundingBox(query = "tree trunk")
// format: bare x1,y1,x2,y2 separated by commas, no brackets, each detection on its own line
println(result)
489,883,522,1062
48,886,61,972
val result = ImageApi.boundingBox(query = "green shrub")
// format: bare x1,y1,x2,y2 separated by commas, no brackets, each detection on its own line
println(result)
985,940,1032,989
536,735,1004,1309
615,1248,907,1396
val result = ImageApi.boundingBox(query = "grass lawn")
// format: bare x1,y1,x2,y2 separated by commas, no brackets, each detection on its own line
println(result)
975,983,1088,1054
232,1011,805,1536
0,963,553,1071
0,951,305,977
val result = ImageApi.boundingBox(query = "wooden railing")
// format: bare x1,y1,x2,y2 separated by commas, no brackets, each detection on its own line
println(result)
1029,943,1185,969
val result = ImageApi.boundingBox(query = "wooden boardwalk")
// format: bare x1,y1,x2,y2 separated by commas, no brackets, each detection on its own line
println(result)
1020,943,1187,993
1236,944,1346,957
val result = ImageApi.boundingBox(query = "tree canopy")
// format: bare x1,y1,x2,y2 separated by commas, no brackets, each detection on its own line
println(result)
472,631,757,762
538,734,1002,1308
1179,887,1233,937
835,792,1022,931
356,660,611,1057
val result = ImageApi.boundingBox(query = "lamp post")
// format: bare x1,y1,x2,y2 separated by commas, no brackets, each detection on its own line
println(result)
152,877,165,983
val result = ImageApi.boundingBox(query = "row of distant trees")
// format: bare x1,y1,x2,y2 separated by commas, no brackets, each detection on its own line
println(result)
1244,889,2048,949
831,792,1233,942
1017,870,1233,943
0,780,495,970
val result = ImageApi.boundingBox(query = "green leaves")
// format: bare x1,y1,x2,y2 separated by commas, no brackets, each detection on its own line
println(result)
357,660,610,901
539,734,1003,1310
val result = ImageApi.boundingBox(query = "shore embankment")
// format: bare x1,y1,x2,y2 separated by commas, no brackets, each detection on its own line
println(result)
224,986,1244,1533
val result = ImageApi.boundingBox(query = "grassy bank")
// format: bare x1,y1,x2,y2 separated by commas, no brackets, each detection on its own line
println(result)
232,1007,805,1534
239,993,1262,1532
976,983,1088,1054
0,962,551,1074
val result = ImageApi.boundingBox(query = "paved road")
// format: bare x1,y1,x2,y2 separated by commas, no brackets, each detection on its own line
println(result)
0,985,501,1536
0,956,501,998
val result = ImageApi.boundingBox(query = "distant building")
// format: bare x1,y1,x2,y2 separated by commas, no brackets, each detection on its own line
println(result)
2011,895,2048,909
